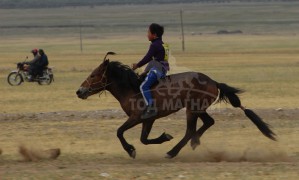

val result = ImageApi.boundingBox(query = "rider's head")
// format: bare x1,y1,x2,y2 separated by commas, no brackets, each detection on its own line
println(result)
148,23,164,41
31,48,38,56
38,49,44,55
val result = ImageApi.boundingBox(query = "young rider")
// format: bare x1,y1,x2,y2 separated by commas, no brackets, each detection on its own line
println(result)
132,23,170,119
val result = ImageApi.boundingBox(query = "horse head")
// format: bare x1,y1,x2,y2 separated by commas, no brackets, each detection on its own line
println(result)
76,52,115,99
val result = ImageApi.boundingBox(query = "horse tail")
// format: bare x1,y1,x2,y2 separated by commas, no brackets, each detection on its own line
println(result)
216,83,276,141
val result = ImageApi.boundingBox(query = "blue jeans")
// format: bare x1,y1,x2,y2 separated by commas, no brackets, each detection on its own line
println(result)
140,68,166,106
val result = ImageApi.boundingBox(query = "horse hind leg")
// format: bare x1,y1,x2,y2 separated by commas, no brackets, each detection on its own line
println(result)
165,110,197,158
190,112,215,150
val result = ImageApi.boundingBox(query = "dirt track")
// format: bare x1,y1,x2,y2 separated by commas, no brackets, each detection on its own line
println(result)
0,108,298,179
1,107,298,122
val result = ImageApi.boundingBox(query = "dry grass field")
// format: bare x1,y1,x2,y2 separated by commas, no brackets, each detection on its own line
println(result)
0,2,299,179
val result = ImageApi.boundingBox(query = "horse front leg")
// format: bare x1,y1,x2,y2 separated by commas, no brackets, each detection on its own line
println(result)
140,120,173,145
117,117,142,159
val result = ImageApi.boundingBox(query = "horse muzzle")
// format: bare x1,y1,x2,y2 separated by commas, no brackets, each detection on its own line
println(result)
76,87,90,99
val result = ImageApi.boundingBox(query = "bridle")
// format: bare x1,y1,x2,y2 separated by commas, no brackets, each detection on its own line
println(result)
84,65,112,97
83,52,116,97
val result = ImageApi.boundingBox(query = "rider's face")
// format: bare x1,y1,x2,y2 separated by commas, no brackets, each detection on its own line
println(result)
147,28,157,41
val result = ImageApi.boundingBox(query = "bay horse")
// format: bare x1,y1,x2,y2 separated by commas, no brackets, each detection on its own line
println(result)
76,52,276,159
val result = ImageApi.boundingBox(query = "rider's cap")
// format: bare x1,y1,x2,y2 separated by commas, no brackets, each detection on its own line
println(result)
31,48,38,54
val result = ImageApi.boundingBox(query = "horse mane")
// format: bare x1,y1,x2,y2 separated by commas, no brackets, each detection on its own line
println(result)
107,61,141,92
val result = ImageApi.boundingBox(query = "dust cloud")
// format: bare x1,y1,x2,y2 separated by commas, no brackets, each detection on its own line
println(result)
195,145,290,162
137,143,291,163
18,145,60,162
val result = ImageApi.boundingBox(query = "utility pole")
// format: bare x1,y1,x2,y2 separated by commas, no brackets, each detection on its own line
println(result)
80,21,83,53
180,9,185,52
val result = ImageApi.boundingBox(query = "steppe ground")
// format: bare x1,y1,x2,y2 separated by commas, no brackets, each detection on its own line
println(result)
0,2,299,179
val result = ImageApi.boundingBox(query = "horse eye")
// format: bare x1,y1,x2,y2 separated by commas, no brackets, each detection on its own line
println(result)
90,75,95,78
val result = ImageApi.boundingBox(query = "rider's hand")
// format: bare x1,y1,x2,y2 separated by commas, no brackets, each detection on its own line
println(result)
132,63,138,70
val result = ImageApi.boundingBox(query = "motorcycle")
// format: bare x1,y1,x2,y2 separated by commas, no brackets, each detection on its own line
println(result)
7,59,54,86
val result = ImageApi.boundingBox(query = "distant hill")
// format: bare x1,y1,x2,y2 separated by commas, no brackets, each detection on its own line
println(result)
0,0,297,9
0,0,198,9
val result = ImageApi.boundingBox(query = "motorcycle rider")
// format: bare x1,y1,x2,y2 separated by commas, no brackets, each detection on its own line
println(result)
24,48,41,81
24,48,48,81
38,49,49,68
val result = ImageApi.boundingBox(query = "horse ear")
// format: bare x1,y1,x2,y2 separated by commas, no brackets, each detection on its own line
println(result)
107,52,116,56
103,52,116,62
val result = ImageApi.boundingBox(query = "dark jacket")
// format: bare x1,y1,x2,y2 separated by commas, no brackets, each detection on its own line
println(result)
39,54,48,67
27,55,41,66
28,54,48,76
137,38,169,72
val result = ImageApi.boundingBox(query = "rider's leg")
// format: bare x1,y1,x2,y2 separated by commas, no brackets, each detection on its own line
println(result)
28,66,34,81
140,70,158,119
140,70,157,106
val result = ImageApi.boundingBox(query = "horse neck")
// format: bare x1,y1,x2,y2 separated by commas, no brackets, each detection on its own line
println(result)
106,81,135,113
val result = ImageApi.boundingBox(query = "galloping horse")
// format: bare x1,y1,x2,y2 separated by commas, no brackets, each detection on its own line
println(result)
76,52,276,159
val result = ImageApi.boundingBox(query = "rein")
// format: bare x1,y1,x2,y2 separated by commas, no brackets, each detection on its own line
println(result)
84,66,112,97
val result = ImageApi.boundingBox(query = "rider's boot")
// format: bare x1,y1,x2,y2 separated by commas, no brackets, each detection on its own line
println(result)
141,104,157,119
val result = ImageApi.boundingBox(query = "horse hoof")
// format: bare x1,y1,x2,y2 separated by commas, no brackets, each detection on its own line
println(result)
165,133,173,141
165,153,174,159
191,143,198,150
130,150,136,159
190,139,200,150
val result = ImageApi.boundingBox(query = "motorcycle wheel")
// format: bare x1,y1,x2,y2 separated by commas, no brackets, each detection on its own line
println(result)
38,74,53,85
7,72,23,86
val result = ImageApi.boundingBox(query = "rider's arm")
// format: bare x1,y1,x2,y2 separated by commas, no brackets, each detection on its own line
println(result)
27,55,40,65
136,43,158,68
